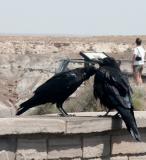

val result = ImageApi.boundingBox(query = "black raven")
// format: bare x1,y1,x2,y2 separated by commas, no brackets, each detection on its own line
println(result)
16,66,96,116
94,57,141,141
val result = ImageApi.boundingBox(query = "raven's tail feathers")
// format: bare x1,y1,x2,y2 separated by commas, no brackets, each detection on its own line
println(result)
130,128,141,142
118,107,141,141
16,104,30,115
16,96,39,115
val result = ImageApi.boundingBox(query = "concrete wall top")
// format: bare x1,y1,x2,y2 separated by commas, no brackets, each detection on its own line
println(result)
0,111,145,136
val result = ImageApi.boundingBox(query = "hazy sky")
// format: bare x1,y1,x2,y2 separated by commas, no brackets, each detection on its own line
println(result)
0,0,146,35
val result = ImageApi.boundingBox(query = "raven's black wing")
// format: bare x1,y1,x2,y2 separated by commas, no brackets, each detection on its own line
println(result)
94,68,140,141
34,70,83,96
94,68,130,109
103,67,131,95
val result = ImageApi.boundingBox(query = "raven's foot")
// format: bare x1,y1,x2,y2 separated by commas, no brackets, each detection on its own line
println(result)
98,111,111,117
98,112,120,118
59,113,76,117
113,113,121,119
67,114,76,117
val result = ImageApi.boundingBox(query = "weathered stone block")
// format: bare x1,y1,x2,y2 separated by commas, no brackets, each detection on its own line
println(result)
48,135,82,159
16,138,47,160
83,135,110,158
129,155,146,160
0,118,66,135
87,157,128,160
66,117,113,134
84,158,108,160
111,156,128,160
84,158,110,160
0,137,16,160
112,134,146,155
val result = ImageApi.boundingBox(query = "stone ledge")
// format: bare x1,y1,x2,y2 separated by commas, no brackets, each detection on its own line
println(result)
0,111,145,135
0,118,66,135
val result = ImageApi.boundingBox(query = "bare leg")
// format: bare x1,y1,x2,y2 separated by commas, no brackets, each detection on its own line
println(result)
134,72,139,85
133,66,140,85
133,66,143,86
139,66,143,85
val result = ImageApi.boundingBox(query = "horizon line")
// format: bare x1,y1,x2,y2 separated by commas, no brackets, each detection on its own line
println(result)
0,33,146,37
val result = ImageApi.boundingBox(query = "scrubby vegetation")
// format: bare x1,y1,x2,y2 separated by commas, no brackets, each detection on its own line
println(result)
132,86,146,111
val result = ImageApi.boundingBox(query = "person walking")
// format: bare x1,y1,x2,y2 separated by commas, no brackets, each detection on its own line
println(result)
132,38,145,85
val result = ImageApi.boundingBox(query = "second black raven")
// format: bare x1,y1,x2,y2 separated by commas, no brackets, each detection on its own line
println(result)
94,57,141,141
16,66,96,116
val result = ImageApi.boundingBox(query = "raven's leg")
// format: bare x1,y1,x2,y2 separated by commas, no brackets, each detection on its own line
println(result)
104,109,110,116
56,103,68,117
114,112,122,118
103,110,121,118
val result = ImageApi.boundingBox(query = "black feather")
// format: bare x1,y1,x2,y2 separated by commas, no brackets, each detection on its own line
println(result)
94,57,141,141
16,66,96,116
